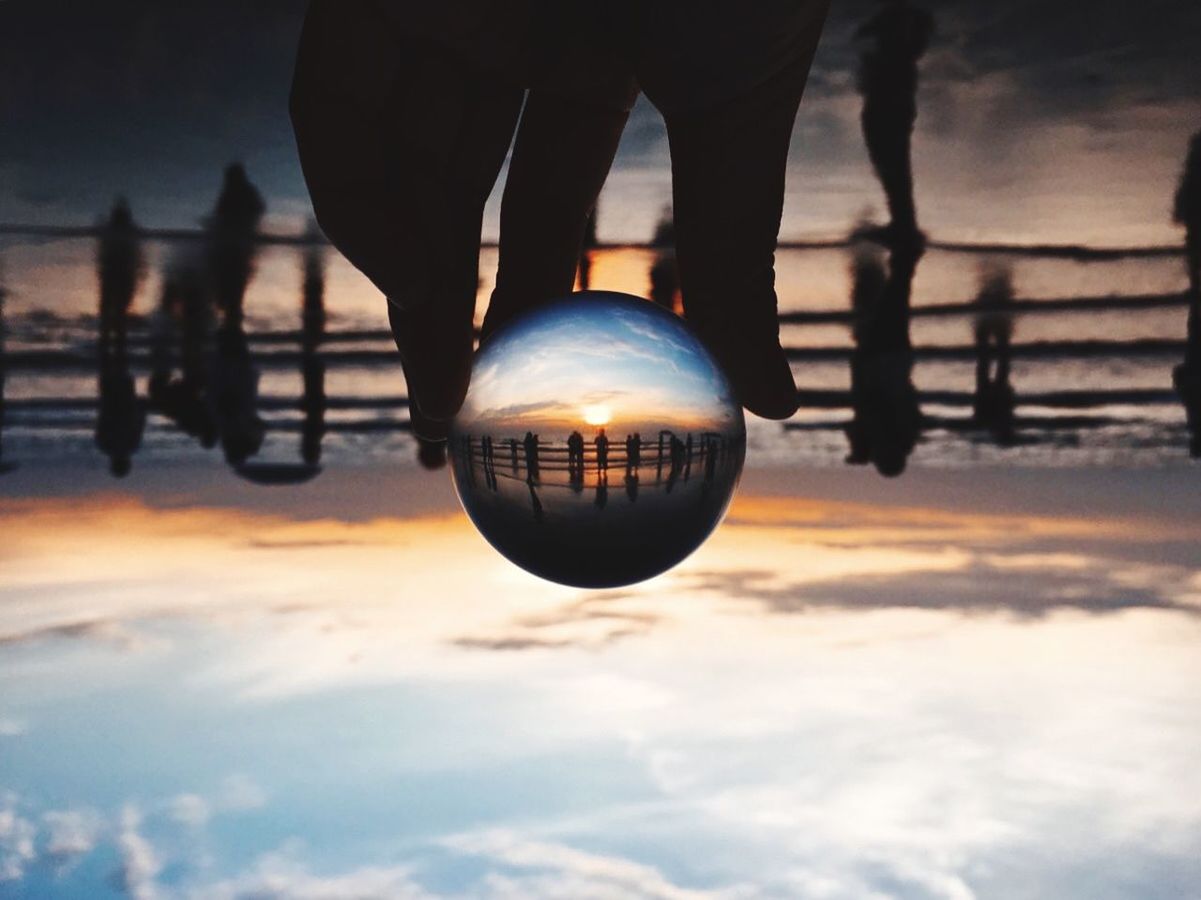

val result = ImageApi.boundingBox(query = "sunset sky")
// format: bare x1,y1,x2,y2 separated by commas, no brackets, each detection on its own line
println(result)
455,296,742,438
1,0,1198,245
0,464,1198,898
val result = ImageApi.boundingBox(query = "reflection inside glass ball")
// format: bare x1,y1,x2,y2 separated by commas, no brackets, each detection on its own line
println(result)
450,292,746,588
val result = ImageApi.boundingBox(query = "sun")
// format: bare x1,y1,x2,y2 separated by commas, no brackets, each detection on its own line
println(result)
581,404,612,427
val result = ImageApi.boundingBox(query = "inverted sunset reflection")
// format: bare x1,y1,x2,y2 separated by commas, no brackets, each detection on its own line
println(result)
451,293,745,588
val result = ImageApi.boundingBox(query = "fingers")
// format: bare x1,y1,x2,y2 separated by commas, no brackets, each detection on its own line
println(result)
484,80,636,338
289,0,431,305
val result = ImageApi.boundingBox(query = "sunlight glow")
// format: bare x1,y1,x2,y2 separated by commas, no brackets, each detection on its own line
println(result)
582,405,612,427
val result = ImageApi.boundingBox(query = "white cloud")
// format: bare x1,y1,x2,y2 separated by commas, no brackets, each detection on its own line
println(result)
191,852,431,900
166,794,210,829
0,794,36,882
216,773,267,813
0,717,26,737
115,805,162,900
444,830,728,900
42,808,102,866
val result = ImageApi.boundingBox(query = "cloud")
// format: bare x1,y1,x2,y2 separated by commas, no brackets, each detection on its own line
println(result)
454,594,661,652
166,775,265,828
165,794,210,829
442,830,725,899
0,795,36,882
41,809,102,867
0,717,27,737
185,853,431,900
678,553,1201,620
114,805,162,900
215,774,267,813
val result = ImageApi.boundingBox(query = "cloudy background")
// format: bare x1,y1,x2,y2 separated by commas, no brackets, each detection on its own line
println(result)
2,0,1199,244
1,464,1200,898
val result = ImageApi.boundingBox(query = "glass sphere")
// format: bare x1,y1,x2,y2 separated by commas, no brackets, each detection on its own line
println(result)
450,291,746,588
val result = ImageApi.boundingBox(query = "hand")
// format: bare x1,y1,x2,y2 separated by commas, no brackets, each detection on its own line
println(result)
291,1,526,428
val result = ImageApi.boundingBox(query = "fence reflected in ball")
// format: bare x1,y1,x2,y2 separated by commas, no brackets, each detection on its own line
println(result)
450,292,746,588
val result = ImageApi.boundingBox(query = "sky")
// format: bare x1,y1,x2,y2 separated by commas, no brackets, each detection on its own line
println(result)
1,0,1199,244
0,463,1199,898
455,296,741,437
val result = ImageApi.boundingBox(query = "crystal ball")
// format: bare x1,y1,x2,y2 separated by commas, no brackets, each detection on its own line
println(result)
450,291,746,588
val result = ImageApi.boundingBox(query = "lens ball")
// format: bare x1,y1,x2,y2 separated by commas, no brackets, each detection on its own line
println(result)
450,291,746,588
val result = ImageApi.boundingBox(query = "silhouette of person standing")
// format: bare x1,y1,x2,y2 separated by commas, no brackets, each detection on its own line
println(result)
703,435,719,484
97,198,143,352
625,432,641,477
666,434,686,492
207,164,265,328
482,434,498,490
567,429,585,486
594,427,609,479
0,273,13,475
1173,131,1201,455
855,0,933,250
148,254,218,449
972,263,1017,446
300,232,327,466
523,430,540,484
202,166,267,468
844,239,923,476
95,199,146,477
1176,131,1201,300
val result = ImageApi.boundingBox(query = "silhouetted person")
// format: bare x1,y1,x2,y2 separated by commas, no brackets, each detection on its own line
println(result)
94,200,147,477
148,253,218,448
293,1,833,426
666,434,686,492
96,355,144,478
0,274,11,474
657,431,668,481
206,163,265,328
594,427,609,475
210,321,265,467
703,435,719,484
649,207,680,313
567,429,585,486
482,434,498,490
1176,131,1201,299
1173,132,1201,456
461,434,478,487
855,0,933,250
97,198,144,352
844,238,923,476
973,263,1017,446
523,430,540,484
509,437,520,475
625,432,641,477
684,433,694,480
300,233,327,466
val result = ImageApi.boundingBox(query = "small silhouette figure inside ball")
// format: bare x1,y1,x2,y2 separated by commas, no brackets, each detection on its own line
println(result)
450,292,746,588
